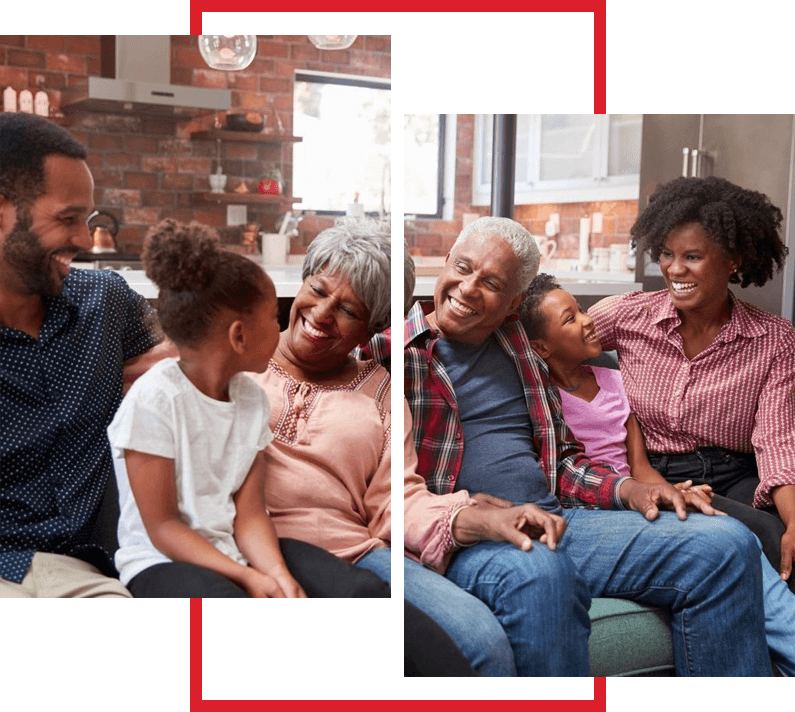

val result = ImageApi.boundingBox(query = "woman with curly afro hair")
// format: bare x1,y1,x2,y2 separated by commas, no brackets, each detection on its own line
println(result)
634,176,788,289
588,176,795,588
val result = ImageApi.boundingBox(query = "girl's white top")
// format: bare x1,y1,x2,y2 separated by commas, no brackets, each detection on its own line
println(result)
107,358,273,585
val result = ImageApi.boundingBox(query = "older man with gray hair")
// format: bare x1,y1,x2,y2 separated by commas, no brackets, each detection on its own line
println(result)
404,216,773,676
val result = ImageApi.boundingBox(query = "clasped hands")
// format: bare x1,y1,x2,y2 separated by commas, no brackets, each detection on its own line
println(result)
452,480,720,554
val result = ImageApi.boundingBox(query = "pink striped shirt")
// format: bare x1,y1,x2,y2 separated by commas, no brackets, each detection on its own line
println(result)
589,290,795,508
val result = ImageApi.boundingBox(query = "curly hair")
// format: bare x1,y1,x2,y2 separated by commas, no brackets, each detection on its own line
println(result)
143,219,271,346
518,273,561,339
0,113,87,206
632,176,788,288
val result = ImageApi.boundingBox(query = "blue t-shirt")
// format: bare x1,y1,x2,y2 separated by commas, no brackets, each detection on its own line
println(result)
434,335,562,513
0,269,161,582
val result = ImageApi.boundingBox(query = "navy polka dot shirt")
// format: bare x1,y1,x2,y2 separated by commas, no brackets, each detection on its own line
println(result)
0,269,161,582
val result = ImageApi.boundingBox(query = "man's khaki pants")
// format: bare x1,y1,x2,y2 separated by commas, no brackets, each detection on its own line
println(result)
0,552,132,598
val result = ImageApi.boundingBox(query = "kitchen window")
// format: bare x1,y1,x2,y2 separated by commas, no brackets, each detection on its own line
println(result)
404,114,447,218
293,71,391,215
472,114,642,205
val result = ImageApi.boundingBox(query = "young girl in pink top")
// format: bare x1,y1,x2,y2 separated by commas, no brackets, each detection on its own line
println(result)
520,274,795,675
522,274,712,507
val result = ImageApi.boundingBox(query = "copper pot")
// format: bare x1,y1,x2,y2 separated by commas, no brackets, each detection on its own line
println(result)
89,210,119,252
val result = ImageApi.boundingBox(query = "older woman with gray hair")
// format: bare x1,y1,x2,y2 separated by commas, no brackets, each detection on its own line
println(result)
250,217,391,565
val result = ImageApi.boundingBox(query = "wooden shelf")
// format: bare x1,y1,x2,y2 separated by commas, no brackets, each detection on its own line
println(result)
198,192,301,205
190,130,302,144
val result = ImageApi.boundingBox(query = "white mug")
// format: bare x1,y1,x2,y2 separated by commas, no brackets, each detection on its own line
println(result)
532,235,557,264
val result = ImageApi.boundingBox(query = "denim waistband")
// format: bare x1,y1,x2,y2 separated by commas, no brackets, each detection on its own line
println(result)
647,447,755,464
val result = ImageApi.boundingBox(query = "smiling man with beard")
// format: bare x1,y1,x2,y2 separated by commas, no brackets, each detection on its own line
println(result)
0,113,169,597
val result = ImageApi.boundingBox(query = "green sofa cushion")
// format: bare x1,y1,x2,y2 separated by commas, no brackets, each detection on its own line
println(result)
588,598,674,677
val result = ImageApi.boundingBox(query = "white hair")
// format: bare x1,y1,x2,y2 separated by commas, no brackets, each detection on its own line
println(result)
302,217,391,333
453,216,540,292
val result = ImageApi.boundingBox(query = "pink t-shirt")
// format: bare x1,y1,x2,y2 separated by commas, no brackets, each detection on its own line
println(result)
558,366,631,478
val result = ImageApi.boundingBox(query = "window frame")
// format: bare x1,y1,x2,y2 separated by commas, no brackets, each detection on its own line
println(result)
403,113,446,219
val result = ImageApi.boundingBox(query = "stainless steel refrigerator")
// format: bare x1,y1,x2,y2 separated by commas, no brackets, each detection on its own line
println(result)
637,114,795,322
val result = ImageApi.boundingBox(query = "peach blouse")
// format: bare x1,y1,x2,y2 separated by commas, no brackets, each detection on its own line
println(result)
252,360,391,563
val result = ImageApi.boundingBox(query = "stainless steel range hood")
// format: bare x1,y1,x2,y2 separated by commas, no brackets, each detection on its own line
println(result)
61,36,231,117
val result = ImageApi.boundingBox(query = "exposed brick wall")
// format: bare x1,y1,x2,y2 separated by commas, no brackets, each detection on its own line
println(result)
404,114,638,259
0,35,391,254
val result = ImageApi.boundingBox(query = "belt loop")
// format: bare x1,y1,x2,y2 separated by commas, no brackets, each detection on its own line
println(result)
658,455,669,473
696,450,712,477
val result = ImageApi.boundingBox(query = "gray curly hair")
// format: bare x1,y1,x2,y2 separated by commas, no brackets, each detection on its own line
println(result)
302,217,391,334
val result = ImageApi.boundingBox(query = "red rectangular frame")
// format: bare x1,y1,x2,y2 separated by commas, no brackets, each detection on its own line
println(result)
190,12,606,700
190,598,607,709
187,3,607,114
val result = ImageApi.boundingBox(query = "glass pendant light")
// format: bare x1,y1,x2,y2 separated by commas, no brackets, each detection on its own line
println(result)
307,35,357,50
198,35,257,71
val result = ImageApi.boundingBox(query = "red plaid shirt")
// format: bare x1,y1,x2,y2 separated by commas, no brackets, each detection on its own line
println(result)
403,301,626,508
590,290,795,508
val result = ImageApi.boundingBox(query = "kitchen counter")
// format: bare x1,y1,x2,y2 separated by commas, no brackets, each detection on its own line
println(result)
73,263,306,299
412,256,641,297
414,275,642,297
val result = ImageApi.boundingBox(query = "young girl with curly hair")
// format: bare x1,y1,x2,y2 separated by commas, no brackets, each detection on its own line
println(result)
107,219,387,598
108,220,307,598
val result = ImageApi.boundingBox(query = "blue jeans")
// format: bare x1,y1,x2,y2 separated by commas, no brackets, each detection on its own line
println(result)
446,510,772,676
648,449,792,592
759,541,795,676
355,548,392,584
400,557,516,676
